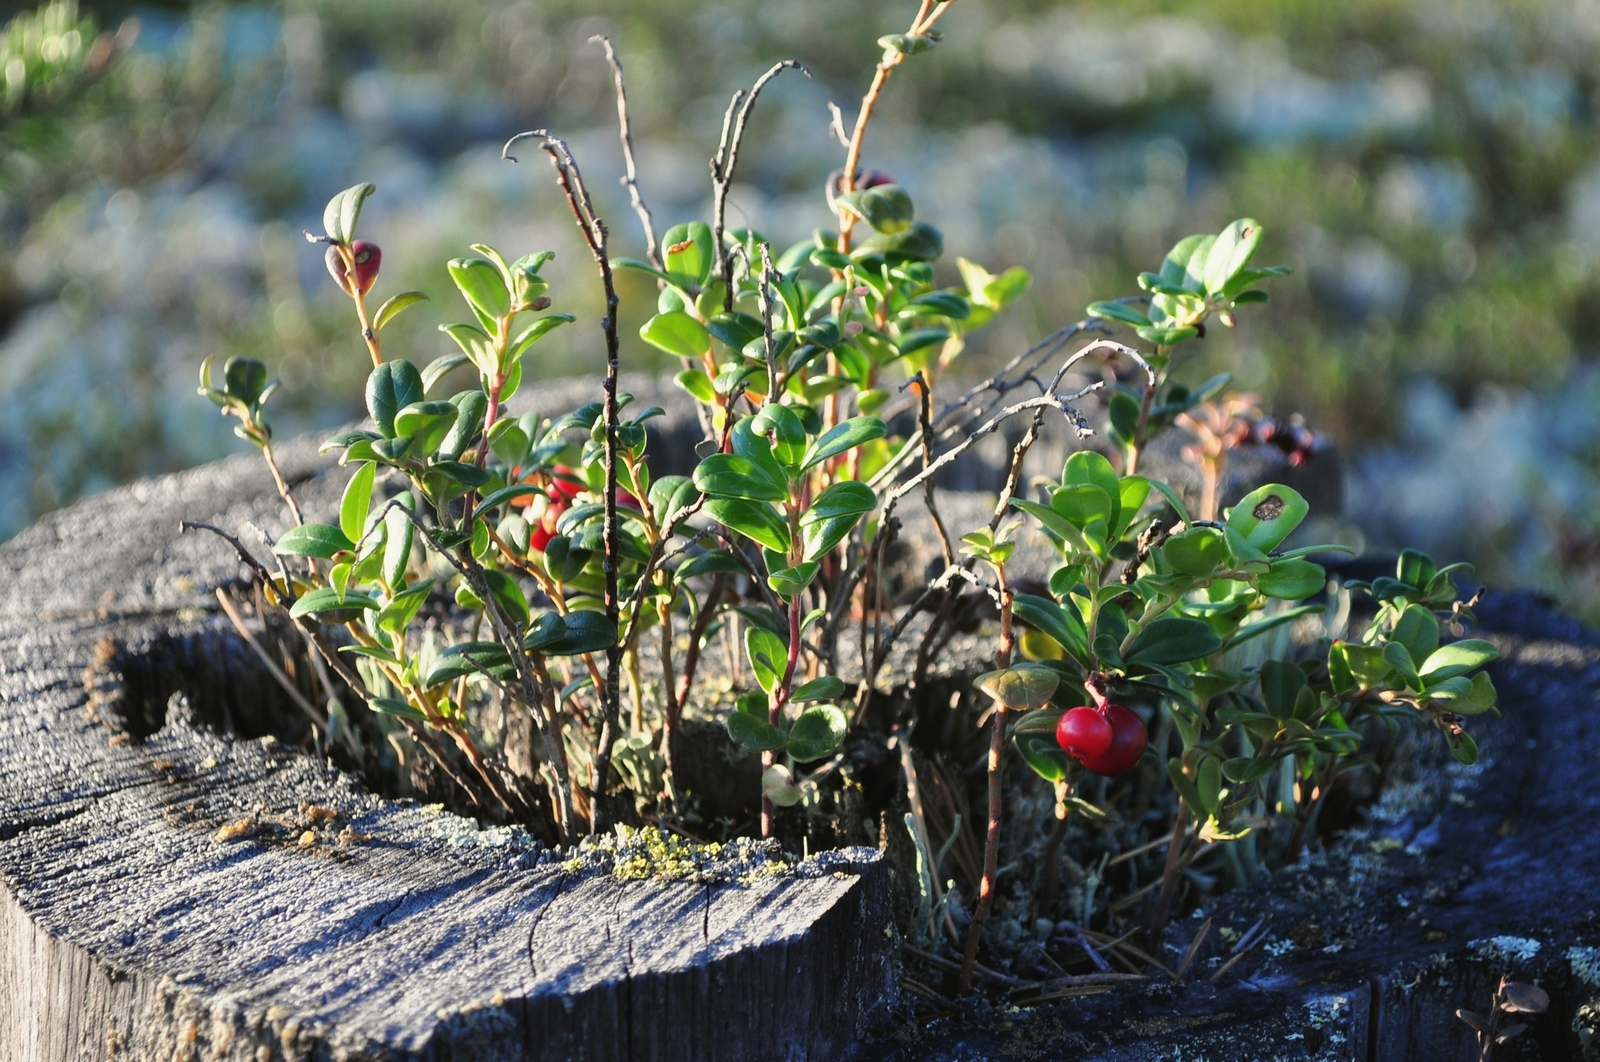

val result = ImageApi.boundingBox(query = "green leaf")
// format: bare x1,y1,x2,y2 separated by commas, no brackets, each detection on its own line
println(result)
1135,324,1198,346
1197,756,1222,814
727,711,786,752
1203,218,1263,296
1255,558,1326,600
976,663,1061,710
799,481,876,561
1086,300,1151,328
749,403,809,468
1015,732,1072,783
1051,485,1113,554
896,328,949,356
1421,639,1498,682
448,257,510,321
1012,594,1090,664
383,498,414,588
1450,730,1480,765
393,400,459,456
1125,617,1222,665
324,182,375,245
477,570,528,626
1163,527,1228,577
288,587,380,618
768,562,820,600
707,311,765,351
1383,641,1421,689
376,579,433,634
421,353,469,395
1222,756,1277,784
693,453,787,501
1449,672,1498,715
1392,603,1441,662
425,642,514,687
1115,476,1151,538
1108,390,1141,443
855,184,916,234
275,523,355,560
787,704,848,761
439,392,486,462
439,323,496,376
793,676,846,702
859,220,943,261
508,315,576,360
523,610,616,655
368,696,429,722
339,462,377,544
1222,605,1323,651
905,291,969,319
373,291,428,333
1257,659,1308,719
1149,479,1193,525
802,417,886,470
1226,484,1309,552
366,359,424,439
613,256,674,283
662,221,715,288
745,626,788,694
674,369,716,403
706,497,790,553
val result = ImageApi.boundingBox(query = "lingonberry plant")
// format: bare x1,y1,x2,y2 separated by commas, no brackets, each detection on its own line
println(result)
188,1,1502,1003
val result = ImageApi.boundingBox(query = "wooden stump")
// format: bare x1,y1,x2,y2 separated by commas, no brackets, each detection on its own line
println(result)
0,439,895,1061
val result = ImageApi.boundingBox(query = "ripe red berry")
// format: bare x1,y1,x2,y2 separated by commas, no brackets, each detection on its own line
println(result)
1077,704,1148,777
1056,706,1113,762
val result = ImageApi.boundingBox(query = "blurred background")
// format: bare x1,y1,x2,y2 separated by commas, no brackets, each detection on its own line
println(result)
4,0,1600,616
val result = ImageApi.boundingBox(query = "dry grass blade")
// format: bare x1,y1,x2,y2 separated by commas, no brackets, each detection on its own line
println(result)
1173,917,1212,981
214,588,326,730
1209,918,1269,982
902,977,953,1007
1106,829,1176,868
1080,927,1175,979
902,944,1036,989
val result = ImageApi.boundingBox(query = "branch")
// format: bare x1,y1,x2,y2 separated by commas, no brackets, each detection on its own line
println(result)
590,35,660,267
503,129,624,834
710,60,809,311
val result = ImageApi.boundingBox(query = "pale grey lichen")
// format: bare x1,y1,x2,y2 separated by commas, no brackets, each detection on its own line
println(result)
1469,935,1542,962
1568,945,1600,987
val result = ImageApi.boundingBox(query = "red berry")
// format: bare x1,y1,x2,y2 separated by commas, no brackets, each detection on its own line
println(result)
1077,704,1147,777
1056,706,1113,762
324,240,382,296
349,240,381,295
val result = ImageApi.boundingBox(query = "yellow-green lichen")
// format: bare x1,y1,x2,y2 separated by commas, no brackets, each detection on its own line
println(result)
559,826,789,884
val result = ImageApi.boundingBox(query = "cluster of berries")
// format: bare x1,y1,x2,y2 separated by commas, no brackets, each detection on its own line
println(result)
1055,701,1148,776
521,467,584,554
1244,414,1317,468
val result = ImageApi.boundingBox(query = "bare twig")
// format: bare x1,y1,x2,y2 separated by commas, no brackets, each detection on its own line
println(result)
503,129,624,834
590,35,660,267
710,60,809,310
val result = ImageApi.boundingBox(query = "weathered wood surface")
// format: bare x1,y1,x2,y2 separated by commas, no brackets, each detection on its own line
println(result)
869,589,1600,1060
0,438,895,1062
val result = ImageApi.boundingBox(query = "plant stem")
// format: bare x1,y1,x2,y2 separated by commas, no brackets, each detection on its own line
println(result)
961,566,1013,991
259,440,304,527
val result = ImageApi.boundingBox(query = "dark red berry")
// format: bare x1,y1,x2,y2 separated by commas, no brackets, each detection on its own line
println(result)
1077,704,1147,777
324,240,382,296
349,240,381,295
1056,706,1113,762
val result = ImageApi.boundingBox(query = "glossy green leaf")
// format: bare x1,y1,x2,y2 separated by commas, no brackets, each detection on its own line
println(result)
707,311,764,351
366,359,424,439
288,586,379,618
1015,732,1072,783
509,314,576,359
787,704,848,761
523,610,616,655
745,626,788,694
674,369,716,403
1012,594,1090,664
323,182,375,245
727,710,786,752
976,663,1060,710
275,523,355,559
1226,483,1309,552
693,453,787,501
448,257,510,322
1450,730,1480,765
662,221,715,288
1255,558,1326,600
859,220,943,261
1086,300,1151,328
792,676,846,702
768,561,819,600
1203,218,1263,296
1125,617,1222,665
368,696,429,722
1421,639,1499,683
372,290,428,333
383,497,414,588
339,462,376,545
1383,641,1421,689
1163,527,1228,577
1392,603,1441,662
640,311,710,359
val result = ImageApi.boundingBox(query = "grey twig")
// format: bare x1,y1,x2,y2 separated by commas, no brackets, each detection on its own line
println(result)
590,35,660,267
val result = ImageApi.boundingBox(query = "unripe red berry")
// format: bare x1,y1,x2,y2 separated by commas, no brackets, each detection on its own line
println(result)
349,240,381,295
1056,706,1113,762
324,240,382,296
1076,704,1147,777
